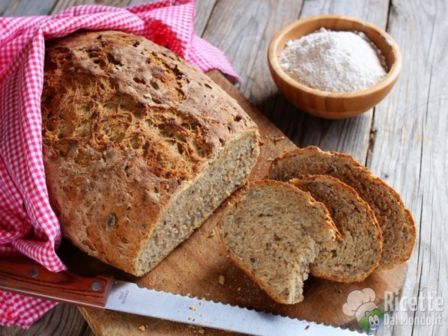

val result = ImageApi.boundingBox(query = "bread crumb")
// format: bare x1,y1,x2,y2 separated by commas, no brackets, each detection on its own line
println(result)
198,328,205,334
189,304,197,311
208,230,215,238
218,275,226,285
138,325,146,332
273,135,285,143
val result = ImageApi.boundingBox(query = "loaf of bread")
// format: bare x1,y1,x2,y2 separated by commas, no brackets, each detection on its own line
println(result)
217,180,339,304
290,175,383,282
270,146,415,269
42,31,260,276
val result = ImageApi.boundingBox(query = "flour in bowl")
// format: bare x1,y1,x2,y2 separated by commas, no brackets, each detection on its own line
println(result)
278,28,387,93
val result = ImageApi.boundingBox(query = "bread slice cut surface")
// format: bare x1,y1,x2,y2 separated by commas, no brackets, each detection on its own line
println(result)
290,175,383,282
218,180,338,304
270,146,415,269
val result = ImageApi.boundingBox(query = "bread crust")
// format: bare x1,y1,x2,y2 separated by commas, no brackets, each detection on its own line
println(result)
402,209,417,263
42,31,258,275
270,146,416,269
217,180,340,304
290,175,383,283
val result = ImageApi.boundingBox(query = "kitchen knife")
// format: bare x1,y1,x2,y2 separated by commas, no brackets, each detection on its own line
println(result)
0,257,363,335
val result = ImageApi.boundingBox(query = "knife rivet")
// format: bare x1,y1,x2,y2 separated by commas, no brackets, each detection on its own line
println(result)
91,281,103,292
29,269,39,278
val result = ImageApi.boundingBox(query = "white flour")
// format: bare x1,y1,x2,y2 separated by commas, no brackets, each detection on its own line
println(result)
278,28,387,93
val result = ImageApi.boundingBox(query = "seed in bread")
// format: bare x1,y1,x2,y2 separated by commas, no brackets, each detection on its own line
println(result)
290,175,383,282
218,180,339,304
270,146,415,269
42,31,260,276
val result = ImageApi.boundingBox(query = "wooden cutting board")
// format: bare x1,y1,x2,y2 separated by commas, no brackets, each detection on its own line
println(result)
61,71,407,335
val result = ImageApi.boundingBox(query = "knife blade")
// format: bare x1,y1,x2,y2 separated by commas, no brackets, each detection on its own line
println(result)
0,257,363,335
106,281,363,336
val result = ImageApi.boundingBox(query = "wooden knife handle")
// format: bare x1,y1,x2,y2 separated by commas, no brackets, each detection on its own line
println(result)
0,256,112,308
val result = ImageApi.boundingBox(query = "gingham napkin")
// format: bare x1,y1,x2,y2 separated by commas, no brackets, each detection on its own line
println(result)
0,0,237,328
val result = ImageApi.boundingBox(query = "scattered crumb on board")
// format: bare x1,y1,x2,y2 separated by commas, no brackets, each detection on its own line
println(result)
188,326,206,334
272,135,285,143
218,275,226,285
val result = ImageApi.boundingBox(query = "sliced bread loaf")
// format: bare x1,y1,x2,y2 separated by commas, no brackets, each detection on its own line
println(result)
42,31,260,276
270,146,415,269
290,175,383,282
217,180,339,304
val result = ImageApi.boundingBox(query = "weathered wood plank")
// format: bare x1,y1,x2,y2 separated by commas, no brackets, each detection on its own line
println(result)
0,0,58,16
300,0,390,28
2,304,87,336
371,1,448,335
202,0,303,93
194,0,217,35
51,0,129,13
0,0,16,15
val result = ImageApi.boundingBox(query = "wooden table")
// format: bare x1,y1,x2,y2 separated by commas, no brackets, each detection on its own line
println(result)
1,0,446,335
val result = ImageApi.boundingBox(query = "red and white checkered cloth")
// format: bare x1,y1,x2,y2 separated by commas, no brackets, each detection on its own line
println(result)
0,0,237,329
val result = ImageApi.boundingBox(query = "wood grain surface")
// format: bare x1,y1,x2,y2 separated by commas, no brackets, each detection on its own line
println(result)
1,0,446,335
369,1,448,336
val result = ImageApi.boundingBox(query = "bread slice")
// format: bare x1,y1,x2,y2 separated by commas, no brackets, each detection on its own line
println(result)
217,180,339,304
42,31,260,276
290,175,382,282
270,146,415,269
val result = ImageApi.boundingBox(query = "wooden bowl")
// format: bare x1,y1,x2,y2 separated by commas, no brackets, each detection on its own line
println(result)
268,15,402,119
